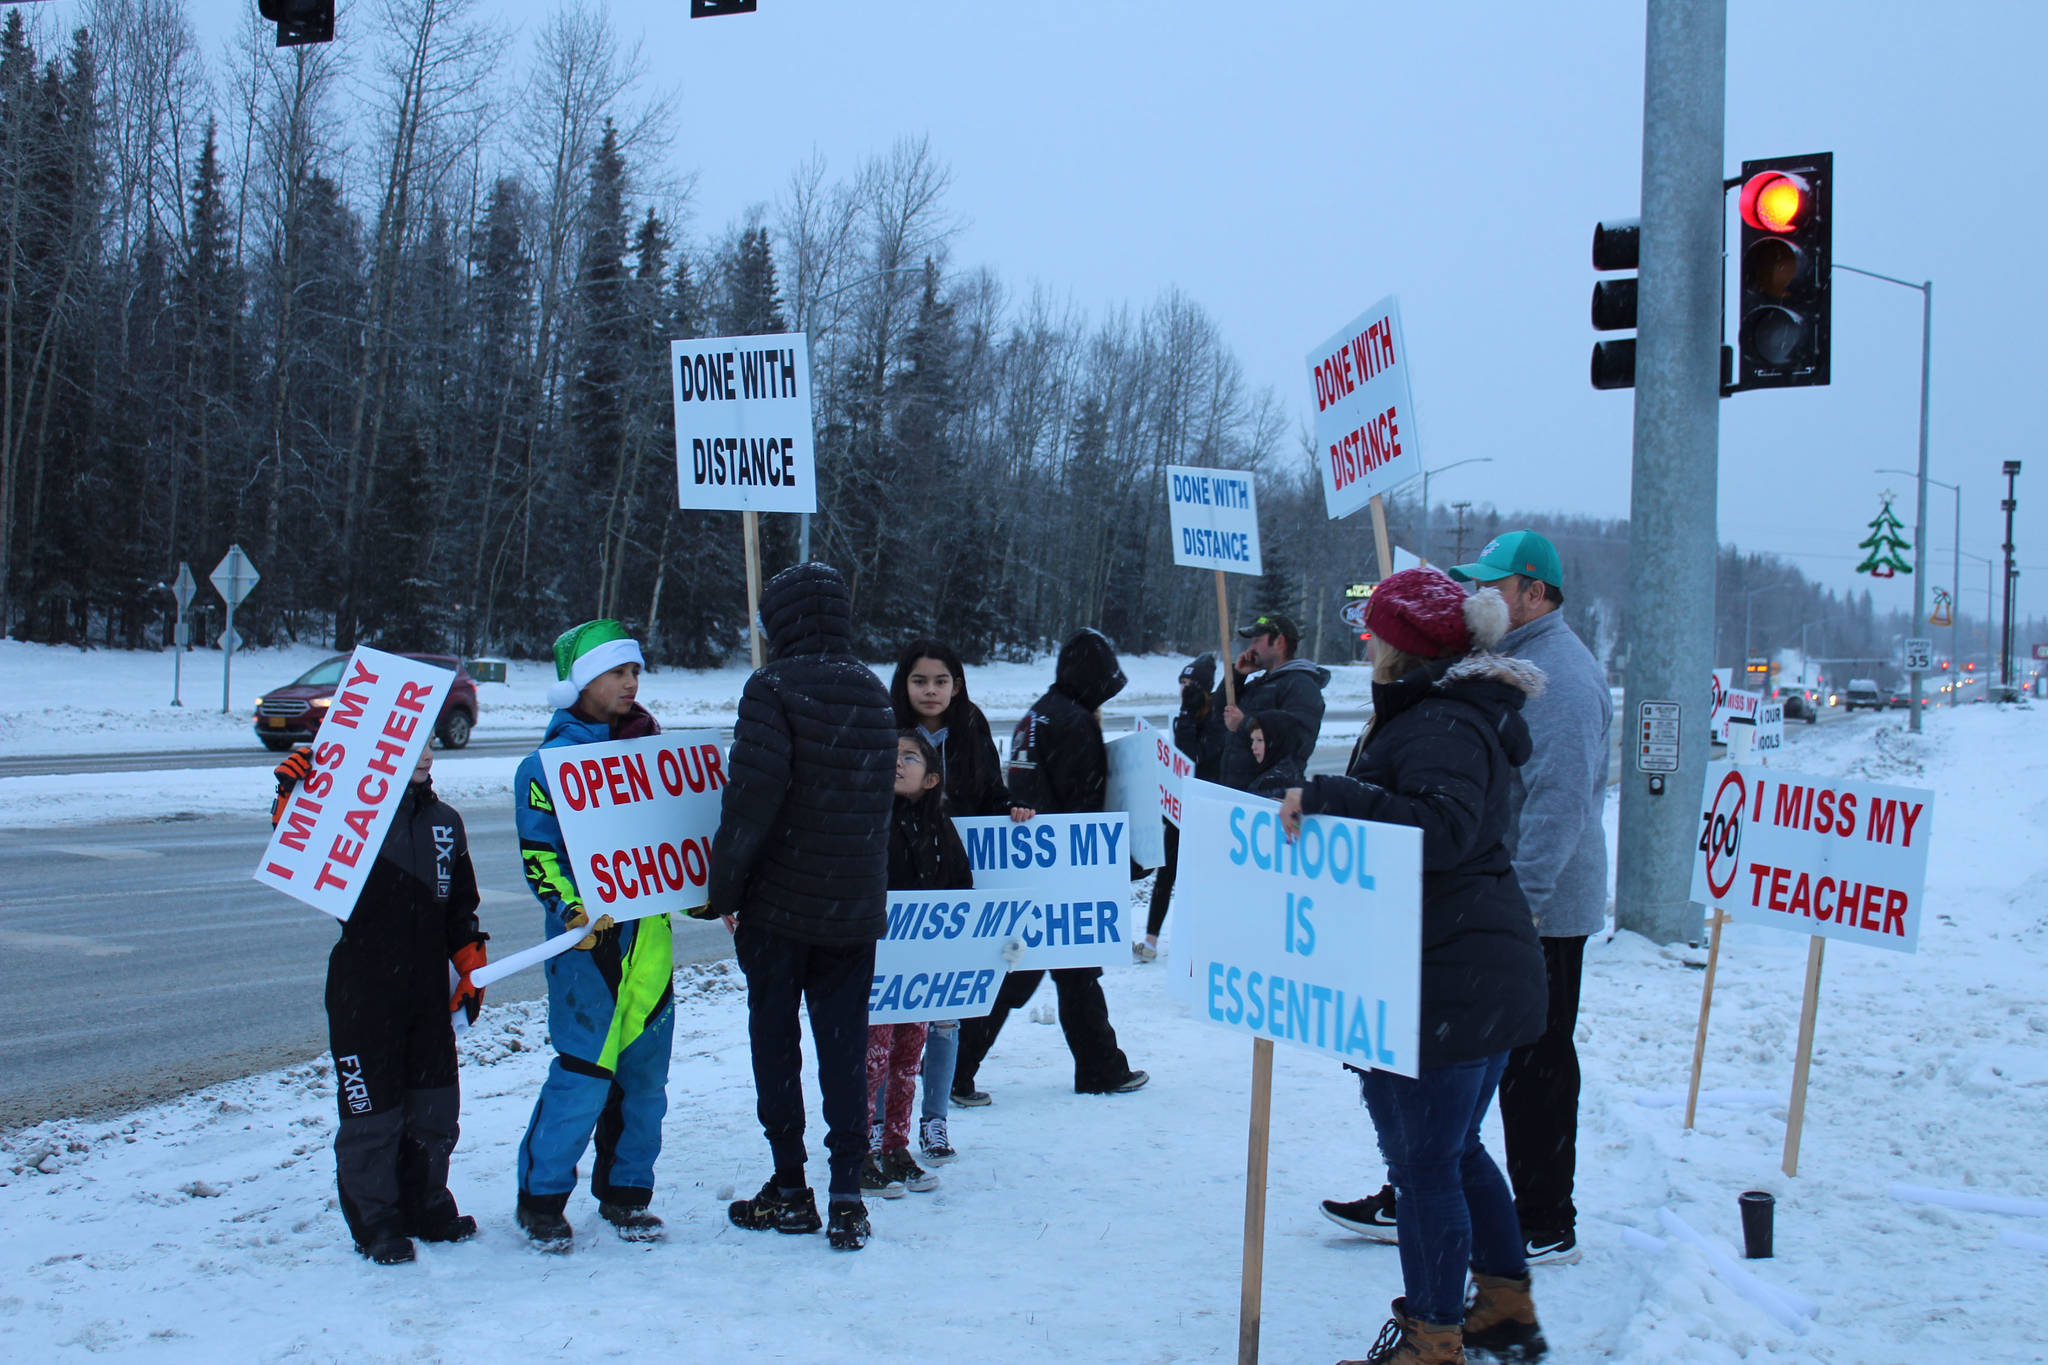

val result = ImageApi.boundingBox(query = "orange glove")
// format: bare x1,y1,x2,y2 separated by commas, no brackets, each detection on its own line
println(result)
451,940,488,1022
270,746,313,826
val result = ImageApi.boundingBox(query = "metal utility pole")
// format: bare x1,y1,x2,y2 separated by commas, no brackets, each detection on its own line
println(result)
1415,457,1493,564
1615,0,1725,947
2001,461,2022,689
1450,502,1473,563
1883,468,1959,704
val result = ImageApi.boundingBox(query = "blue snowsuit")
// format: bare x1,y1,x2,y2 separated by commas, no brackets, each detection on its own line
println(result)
513,708,675,1215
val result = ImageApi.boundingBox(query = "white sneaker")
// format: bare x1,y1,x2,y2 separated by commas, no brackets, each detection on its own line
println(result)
1132,941,1158,962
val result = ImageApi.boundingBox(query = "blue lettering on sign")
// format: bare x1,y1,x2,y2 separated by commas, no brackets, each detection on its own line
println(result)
1205,962,1394,1064
1227,807,1377,890
870,968,999,1014
885,898,971,941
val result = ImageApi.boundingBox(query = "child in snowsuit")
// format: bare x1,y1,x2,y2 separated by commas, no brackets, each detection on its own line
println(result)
864,729,973,1199
512,620,674,1250
271,741,488,1266
1247,709,1310,801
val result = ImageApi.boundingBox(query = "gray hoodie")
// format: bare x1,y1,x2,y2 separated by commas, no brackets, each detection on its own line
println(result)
1499,610,1612,938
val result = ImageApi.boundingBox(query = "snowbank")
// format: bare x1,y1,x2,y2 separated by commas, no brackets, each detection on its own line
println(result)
3,702,2041,1361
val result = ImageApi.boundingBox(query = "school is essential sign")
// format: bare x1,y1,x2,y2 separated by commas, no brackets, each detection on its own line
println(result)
1691,763,1932,953
949,813,1132,971
1165,465,1263,574
547,733,728,917
255,649,452,920
1307,295,1419,521
1175,780,1423,1076
671,332,816,513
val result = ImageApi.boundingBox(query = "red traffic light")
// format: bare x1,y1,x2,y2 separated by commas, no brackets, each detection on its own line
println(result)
1741,171,1810,234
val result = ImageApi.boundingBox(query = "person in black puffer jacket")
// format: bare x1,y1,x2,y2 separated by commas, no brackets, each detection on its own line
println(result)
950,628,1148,1101
714,561,896,1250
1279,567,1550,1365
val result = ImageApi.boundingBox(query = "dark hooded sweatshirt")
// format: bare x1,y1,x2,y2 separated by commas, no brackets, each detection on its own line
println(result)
1298,654,1549,1068
707,562,897,945
1005,629,1127,816
1246,709,1309,801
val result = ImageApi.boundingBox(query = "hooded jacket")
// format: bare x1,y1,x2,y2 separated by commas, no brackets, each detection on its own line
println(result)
708,562,896,944
1005,629,1126,815
336,776,484,998
1299,653,1549,1068
1173,653,1229,784
1219,656,1330,790
1246,709,1309,800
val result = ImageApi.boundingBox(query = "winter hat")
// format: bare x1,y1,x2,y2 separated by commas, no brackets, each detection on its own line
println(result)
1179,651,1219,695
546,619,644,709
1365,567,1510,659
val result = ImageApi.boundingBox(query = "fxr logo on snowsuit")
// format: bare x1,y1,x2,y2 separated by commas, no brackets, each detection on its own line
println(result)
432,824,455,900
338,1054,371,1114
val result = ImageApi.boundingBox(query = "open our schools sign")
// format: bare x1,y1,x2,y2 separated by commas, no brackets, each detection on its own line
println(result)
1165,464,1262,575
255,649,452,920
546,732,729,918
671,332,816,513
1306,295,1419,521
1175,780,1423,1076
1692,763,1933,954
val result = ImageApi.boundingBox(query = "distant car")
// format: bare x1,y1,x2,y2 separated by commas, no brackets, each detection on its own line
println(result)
1842,678,1882,712
254,654,479,752
1772,685,1820,724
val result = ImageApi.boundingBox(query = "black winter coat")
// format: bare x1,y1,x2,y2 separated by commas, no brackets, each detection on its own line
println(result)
1006,629,1126,816
708,562,896,945
1247,709,1310,800
1299,655,1548,1068
889,798,975,893
334,778,484,1004
1219,658,1330,789
934,703,1017,818
1173,656,1229,784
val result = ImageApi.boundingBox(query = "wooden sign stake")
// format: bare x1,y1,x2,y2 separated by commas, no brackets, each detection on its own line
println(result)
742,509,765,669
1781,936,1827,1176
1683,908,1728,1129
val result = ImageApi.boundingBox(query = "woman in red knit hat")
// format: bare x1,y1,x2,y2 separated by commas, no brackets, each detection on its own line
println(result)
1280,566,1552,1365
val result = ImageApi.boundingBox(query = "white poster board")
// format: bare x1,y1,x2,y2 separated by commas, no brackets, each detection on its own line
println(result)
1752,701,1785,757
1165,464,1263,575
1104,721,1190,861
1715,687,1763,743
1306,295,1420,520
254,649,453,920
1692,763,1931,954
546,732,729,917
1175,779,1424,1076
671,332,816,512
870,894,1024,1025
954,813,1132,970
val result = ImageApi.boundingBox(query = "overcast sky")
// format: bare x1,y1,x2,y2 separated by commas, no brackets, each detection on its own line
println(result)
160,0,2048,619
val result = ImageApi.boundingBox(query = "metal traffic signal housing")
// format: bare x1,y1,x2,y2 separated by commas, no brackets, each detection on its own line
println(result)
1733,153,1832,391
257,0,334,47
1589,219,1640,390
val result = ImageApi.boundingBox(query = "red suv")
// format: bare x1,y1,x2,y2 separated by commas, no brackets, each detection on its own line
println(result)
254,654,479,752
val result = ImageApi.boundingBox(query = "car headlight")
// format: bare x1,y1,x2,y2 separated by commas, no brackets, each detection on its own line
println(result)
312,697,332,708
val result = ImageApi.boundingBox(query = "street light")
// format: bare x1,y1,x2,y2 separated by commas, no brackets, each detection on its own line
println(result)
1880,467,1959,706
1412,457,1494,566
1744,581,1797,667
1941,546,1997,689
1836,263,1932,730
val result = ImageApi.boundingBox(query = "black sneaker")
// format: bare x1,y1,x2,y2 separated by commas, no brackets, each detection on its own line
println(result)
357,1233,415,1266
598,1202,666,1243
728,1180,822,1234
515,1202,573,1253
1080,1069,1149,1095
951,1086,992,1108
1522,1227,1581,1266
882,1147,939,1193
919,1115,957,1164
407,1213,478,1244
1321,1185,1399,1243
826,1200,871,1251
860,1153,906,1200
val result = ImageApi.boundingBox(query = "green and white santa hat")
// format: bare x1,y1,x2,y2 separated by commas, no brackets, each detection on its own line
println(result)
547,619,644,710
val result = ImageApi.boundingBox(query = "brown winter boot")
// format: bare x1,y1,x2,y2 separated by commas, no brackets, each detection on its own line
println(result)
1462,1271,1548,1361
1338,1297,1466,1364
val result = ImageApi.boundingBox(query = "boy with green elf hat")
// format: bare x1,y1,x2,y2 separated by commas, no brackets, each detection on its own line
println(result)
511,620,675,1250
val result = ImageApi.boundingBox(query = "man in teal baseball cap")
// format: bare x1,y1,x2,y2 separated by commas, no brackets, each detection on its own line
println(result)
1448,528,1565,614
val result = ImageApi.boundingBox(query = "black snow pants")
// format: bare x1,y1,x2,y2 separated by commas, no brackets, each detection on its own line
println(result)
327,937,461,1247
954,966,1132,1094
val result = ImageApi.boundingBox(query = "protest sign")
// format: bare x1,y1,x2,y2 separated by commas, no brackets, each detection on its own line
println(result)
548,732,728,918
1166,465,1263,575
1752,700,1785,756
254,649,452,920
1715,687,1762,743
1105,721,1189,863
954,813,1132,970
671,333,815,514
1176,779,1423,1077
869,894,1014,1024
1306,295,1419,521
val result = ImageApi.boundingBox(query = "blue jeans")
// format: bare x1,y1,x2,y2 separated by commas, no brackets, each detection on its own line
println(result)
921,1020,959,1121
1359,1052,1527,1325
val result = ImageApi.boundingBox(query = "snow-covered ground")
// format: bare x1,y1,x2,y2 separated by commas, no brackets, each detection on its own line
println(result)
2,687,2044,1361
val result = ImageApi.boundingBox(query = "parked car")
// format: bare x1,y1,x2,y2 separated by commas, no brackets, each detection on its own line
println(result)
1772,685,1820,724
254,654,479,752
1842,678,1882,712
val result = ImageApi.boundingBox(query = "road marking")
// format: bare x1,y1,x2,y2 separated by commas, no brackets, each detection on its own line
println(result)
48,844,164,861
0,928,134,956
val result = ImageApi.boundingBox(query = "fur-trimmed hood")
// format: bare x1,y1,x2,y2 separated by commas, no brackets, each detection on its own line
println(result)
1441,650,1547,698
1370,650,1546,769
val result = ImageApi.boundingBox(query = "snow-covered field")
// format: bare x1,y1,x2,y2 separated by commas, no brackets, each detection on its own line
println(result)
2,679,2045,1361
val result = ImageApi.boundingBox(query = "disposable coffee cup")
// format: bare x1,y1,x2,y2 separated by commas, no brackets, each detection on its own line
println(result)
1739,1190,1775,1258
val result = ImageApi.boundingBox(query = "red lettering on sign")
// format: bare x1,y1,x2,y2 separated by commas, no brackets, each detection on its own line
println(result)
395,680,436,713
382,708,418,743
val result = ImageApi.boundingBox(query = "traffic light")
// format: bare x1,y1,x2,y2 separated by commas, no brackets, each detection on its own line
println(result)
1734,153,1831,390
1590,218,1639,390
257,0,333,47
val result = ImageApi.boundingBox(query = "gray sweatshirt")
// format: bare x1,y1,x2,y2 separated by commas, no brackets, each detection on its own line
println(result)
1499,610,1612,938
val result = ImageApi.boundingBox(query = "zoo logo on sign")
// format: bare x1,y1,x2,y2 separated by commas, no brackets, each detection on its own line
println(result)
1699,767,1746,901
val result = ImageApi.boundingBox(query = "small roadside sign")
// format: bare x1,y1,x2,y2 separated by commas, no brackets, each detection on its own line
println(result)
172,563,196,610
1753,700,1785,756
1340,599,1371,631
210,546,258,606
1342,582,1373,600
1637,700,1680,773
2034,643,2048,662
1903,637,1934,672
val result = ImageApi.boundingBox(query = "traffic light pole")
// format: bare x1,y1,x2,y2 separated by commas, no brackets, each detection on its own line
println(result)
1615,0,1725,946
1837,264,1932,731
